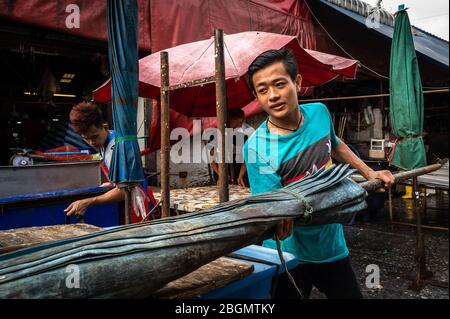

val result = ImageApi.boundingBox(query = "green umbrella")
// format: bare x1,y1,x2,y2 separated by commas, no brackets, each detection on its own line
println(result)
389,9,427,170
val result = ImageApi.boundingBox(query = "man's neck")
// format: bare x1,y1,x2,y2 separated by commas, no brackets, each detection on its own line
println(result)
267,108,302,135
102,130,111,149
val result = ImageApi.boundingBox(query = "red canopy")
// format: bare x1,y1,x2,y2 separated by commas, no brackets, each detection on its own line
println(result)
1,0,314,53
94,31,358,117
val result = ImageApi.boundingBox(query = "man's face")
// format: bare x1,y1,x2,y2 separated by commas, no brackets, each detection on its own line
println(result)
251,61,301,120
81,124,108,149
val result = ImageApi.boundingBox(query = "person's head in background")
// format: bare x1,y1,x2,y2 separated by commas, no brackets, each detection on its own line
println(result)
70,101,109,149
247,49,302,121
228,108,246,129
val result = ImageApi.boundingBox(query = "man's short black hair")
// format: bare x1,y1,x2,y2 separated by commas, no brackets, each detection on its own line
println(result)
247,49,298,94
69,101,105,134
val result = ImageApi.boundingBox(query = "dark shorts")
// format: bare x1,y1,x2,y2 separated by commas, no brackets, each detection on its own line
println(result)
273,256,363,299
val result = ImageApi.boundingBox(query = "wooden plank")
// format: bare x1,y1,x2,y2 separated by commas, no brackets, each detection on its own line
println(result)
0,224,102,254
152,257,254,299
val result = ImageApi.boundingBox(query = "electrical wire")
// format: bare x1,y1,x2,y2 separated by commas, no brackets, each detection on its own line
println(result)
304,0,390,80
304,0,448,89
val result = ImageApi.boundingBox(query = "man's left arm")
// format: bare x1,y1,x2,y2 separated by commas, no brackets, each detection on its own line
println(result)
331,140,395,191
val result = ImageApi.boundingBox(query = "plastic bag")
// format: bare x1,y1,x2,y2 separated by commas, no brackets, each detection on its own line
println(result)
131,185,147,221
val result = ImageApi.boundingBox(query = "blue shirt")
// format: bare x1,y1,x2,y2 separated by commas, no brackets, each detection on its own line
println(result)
243,103,348,264
100,130,116,170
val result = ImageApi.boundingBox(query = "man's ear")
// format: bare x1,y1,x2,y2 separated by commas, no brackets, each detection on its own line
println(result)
296,74,302,93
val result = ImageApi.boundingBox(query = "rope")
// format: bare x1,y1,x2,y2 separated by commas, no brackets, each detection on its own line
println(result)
139,199,161,222
275,235,303,298
115,135,138,143
273,189,314,298
279,188,313,223
388,135,424,166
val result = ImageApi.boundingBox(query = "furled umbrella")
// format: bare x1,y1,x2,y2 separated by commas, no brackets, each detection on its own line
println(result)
389,8,427,170
106,0,144,222
94,31,359,117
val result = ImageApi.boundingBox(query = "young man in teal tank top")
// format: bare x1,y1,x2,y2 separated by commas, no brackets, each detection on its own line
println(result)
243,49,394,299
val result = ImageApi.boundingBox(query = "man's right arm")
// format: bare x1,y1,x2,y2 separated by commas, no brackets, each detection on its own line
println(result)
65,187,125,217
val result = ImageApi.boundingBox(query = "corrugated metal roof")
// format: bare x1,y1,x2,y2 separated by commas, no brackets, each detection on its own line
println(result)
321,0,449,67
327,0,394,26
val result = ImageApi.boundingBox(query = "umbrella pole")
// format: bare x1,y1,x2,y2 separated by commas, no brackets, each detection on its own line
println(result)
214,29,229,202
409,176,433,290
160,51,171,218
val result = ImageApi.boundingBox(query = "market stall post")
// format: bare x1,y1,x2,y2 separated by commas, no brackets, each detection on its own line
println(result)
214,29,229,203
160,51,171,218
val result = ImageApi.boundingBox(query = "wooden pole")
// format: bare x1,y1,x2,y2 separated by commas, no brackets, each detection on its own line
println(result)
160,51,171,218
360,161,446,192
214,29,229,203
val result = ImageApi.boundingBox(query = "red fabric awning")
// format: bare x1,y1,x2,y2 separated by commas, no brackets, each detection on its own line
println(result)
94,31,358,117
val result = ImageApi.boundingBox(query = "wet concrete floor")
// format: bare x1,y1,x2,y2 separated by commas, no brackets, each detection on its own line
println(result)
312,191,449,299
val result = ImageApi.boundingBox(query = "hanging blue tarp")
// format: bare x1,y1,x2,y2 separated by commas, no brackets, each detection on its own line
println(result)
106,0,144,184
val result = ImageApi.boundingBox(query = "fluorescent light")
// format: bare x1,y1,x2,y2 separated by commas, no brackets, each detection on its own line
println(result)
62,73,75,79
53,93,77,98
24,91,76,98
60,79,72,83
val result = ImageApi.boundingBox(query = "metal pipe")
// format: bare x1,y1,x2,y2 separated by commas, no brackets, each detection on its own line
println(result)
169,76,216,91
160,51,171,218
214,29,229,203
391,221,448,232
143,99,152,170
388,188,393,223
360,161,447,192
298,89,449,103
357,112,360,140
124,187,131,224
380,79,386,140
413,177,425,278
409,176,434,289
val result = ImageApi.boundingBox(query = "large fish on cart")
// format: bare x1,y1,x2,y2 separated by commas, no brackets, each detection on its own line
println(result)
0,164,370,298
